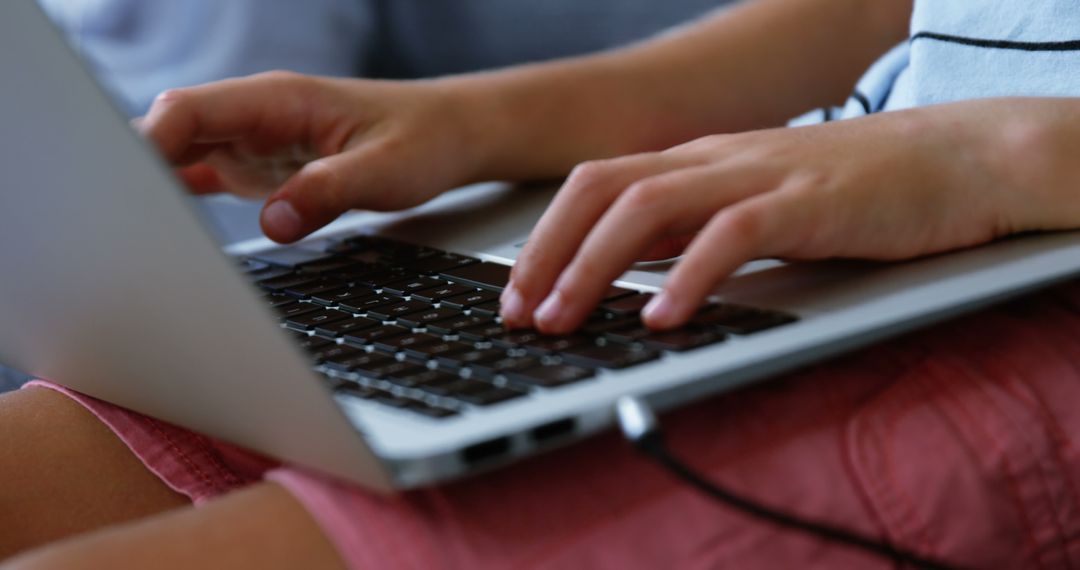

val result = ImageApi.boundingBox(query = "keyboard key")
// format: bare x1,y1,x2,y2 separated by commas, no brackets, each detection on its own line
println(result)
386,369,461,389
285,309,353,332
602,293,654,316
639,328,727,352
691,304,798,335
560,345,659,369
402,340,475,360
326,350,395,372
435,347,508,370
263,293,293,308
367,300,430,321
313,345,369,367
470,301,501,317
323,263,385,285
441,290,499,309
258,273,320,293
411,283,476,303
339,295,396,314
363,271,419,290
380,276,444,297
251,247,332,269
581,314,641,336
311,287,373,307
277,302,323,320
343,324,412,346
602,323,653,345
457,322,507,341
454,387,527,406
359,360,429,380
395,307,465,328
470,355,543,379
314,316,381,338
297,257,360,275
521,334,594,355
335,384,382,400
440,262,512,291
293,333,334,352
426,314,494,335
418,378,491,397
505,364,595,388
405,252,479,275
488,329,543,348
373,332,443,354
284,280,347,300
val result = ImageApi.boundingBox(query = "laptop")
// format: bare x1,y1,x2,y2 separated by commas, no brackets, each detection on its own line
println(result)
4,0,1080,492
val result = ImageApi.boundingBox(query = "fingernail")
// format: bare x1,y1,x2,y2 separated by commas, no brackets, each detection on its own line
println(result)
262,200,303,242
642,292,676,328
534,290,568,331
500,285,526,326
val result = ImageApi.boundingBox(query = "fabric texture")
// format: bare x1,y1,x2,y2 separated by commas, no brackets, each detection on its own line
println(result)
792,0,1080,126
27,282,1080,569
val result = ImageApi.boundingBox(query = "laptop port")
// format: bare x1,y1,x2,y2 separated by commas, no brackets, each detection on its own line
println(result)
530,418,576,444
462,437,511,466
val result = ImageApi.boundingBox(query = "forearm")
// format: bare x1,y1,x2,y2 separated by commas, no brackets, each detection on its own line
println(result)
445,0,912,181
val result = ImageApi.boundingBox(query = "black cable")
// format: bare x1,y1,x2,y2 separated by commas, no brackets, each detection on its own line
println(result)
615,397,967,570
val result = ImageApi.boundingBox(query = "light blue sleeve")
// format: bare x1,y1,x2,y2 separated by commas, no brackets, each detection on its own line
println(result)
38,0,375,116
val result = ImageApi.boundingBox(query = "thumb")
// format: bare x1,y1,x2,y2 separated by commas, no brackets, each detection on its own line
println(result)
259,147,402,243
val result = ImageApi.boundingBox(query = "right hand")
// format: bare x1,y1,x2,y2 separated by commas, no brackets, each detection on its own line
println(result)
140,71,490,243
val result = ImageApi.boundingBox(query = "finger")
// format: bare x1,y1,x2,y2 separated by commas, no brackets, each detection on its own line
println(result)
501,153,701,328
140,72,321,165
176,163,224,195
532,162,772,334
259,145,408,243
643,187,809,330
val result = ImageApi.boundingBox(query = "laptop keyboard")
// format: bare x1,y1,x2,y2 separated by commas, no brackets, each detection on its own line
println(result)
242,236,798,420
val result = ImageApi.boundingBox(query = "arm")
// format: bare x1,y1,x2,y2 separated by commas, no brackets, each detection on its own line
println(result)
502,98,1080,333
141,0,911,243
457,0,913,180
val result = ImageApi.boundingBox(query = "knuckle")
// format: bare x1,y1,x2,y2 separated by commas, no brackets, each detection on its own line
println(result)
152,88,191,110
719,205,765,246
565,160,616,192
297,160,346,211
254,69,303,84
620,179,671,211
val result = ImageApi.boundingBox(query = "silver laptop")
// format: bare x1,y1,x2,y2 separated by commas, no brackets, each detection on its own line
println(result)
4,0,1080,492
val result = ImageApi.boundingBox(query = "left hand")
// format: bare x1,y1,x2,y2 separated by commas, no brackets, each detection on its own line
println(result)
500,98,1080,333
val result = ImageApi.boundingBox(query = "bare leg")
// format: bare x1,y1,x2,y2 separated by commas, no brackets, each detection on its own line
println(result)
3,483,347,570
0,387,189,560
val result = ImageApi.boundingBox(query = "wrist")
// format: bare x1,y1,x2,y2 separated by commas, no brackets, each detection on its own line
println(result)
435,54,664,183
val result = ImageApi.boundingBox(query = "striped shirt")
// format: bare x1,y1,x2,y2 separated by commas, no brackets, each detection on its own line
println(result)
793,1,1080,125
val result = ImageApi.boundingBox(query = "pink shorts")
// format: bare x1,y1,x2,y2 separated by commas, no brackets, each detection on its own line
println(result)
27,282,1080,569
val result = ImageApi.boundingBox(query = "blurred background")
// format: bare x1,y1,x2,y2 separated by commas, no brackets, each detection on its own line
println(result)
1,0,735,392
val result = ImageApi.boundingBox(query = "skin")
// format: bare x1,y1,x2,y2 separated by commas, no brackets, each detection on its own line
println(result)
11,0,1080,567
516,98,1080,333
0,389,345,570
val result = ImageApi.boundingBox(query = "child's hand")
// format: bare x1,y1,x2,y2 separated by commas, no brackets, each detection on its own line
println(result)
502,98,1080,333
140,72,491,243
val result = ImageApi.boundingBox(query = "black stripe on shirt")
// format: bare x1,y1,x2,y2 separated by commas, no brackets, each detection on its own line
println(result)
912,31,1080,52
850,90,872,114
